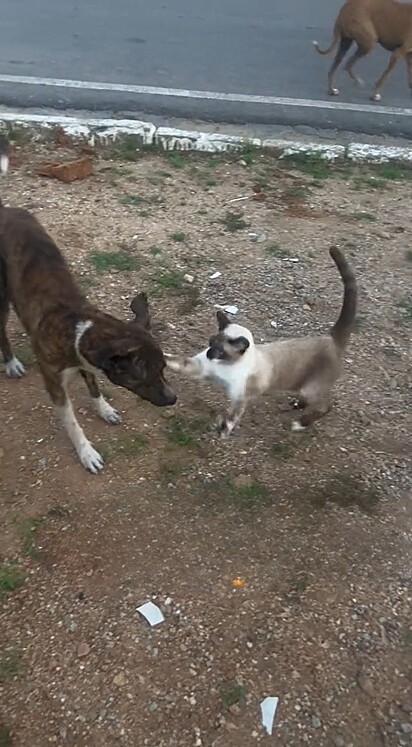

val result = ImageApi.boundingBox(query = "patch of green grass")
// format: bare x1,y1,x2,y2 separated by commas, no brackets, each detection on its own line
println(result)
0,564,26,593
398,296,412,323
109,135,153,162
18,517,44,558
119,194,146,206
167,152,186,169
89,249,140,273
281,152,332,180
159,462,185,482
266,243,291,259
405,249,412,263
14,343,34,367
304,474,381,514
177,285,201,315
153,268,186,291
351,175,387,191
352,211,377,222
287,573,310,598
149,245,162,257
110,433,149,457
204,177,217,187
165,416,206,447
282,185,308,198
238,141,259,166
0,724,11,747
220,211,249,233
272,431,314,460
170,231,186,243
222,683,247,710
5,125,26,144
374,162,412,181
202,477,272,514
0,647,23,682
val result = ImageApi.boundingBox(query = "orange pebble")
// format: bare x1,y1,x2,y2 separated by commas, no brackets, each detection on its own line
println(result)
232,578,246,588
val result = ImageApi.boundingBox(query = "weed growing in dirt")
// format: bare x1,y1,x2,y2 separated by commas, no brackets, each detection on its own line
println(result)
281,152,332,180
0,565,26,593
0,647,23,682
167,153,186,169
165,416,206,447
220,211,249,233
282,185,309,198
75,274,96,292
119,194,146,206
404,249,412,263
159,462,185,482
374,162,412,181
238,141,259,166
222,683,247,710
89,249,139,273
352,211,377,222
0,724,11,747
200,477,272,514
149,245,162,256
352,175,387,191
104,433,149,459
18,517,44,558
398,296,412,323
266,243,291,259
108,135,152,162
153,268,186,290
171,231,186,243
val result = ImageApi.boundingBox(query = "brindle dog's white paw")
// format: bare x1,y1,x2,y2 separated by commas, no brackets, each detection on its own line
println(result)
93,396,122,425
371,93,381,102
5,357,26,378
79,441,104,474
330,87,340,96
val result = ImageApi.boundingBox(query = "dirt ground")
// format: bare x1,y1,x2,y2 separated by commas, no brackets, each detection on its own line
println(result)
0,135,411,747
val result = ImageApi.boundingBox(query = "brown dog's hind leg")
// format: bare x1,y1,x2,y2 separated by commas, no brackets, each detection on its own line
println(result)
371,48,403,101
327,37,353,95
0,273,25,378
79,369,121,425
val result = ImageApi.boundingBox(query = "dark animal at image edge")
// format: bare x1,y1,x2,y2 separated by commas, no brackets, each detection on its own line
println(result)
0,200,176,473
166,247,357,438
313,0,412,101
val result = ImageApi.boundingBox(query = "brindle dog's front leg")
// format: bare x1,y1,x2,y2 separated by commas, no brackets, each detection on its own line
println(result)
216,399,246,439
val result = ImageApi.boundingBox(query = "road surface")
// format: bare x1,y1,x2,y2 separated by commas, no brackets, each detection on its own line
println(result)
1,0,412,136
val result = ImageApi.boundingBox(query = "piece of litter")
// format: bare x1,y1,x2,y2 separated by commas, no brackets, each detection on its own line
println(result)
232,577,245,588
282,257,299,263
260,696,279,736
270,321,277,328
136,601,164,626
209,271,222,280
184,273,194,284
214,304,239,315
228,195,249,203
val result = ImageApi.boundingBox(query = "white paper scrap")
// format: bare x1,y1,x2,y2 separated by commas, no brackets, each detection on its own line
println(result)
214,304,239,315
136,601,164,626
260,696,279,736
209,271,222,280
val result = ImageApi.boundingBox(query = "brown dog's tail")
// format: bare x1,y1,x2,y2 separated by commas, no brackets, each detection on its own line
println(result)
313,25,340,55
329,246,357,349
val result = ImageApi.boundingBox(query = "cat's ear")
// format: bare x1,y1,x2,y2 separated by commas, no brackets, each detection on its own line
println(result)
217,310,230,331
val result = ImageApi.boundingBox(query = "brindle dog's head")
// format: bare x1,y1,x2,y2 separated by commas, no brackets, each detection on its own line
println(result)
86,294,176,407
206,311,251,363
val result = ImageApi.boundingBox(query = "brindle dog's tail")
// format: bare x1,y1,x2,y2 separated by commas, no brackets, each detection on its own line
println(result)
329,246,357,349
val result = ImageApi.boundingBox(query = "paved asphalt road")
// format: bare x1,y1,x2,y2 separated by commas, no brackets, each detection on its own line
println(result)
1,0,412,136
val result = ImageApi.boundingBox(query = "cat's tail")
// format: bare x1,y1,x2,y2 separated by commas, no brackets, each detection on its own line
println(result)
329,246,357,348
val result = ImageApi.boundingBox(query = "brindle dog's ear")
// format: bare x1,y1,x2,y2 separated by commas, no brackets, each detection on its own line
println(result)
230,336,250,354
130,292,151,330
216,310,230,331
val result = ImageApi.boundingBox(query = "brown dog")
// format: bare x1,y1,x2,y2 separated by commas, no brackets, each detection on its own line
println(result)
0,202,176,473
314,0,412,101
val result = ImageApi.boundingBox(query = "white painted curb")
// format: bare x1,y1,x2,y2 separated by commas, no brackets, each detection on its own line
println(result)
1,110,412,163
